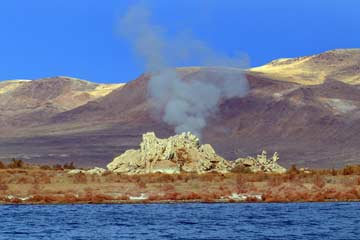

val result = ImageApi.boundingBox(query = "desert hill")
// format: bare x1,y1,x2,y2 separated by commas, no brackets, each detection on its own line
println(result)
0,76,123,131
250,49,360,85
0,49,360,168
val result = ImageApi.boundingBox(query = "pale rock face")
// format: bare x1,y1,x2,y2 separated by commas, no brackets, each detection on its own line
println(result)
234,150,286,173
107,149,143,174
67,167,107,175
86,167,107,175
107,132,232,174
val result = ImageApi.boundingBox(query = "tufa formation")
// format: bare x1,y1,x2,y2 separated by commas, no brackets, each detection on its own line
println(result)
235,150,286,173
107,132,286,174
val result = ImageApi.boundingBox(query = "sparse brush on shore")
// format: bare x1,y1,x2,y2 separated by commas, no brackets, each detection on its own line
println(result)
0,159,77,171
0,161,360,204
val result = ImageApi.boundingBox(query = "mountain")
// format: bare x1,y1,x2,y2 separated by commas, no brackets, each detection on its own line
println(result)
0,49,359,168
0,76,123,132
250,48,360,85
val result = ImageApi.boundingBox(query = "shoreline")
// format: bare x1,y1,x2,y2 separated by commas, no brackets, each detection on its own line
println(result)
1,166,360,205
1,199,360,205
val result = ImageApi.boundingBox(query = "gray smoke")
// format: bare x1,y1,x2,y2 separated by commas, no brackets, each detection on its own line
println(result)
120,4,249,138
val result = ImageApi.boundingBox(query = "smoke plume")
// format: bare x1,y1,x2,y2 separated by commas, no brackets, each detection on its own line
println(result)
120,4,249,138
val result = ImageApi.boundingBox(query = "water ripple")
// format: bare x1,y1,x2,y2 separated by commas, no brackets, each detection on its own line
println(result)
0,203,359,239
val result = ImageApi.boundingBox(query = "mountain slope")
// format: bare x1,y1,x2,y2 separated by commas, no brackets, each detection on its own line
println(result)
0,49,360,168
250,49,360,85
0,76,124,130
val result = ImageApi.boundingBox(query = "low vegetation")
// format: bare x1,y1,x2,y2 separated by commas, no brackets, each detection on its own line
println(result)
0,160,360,204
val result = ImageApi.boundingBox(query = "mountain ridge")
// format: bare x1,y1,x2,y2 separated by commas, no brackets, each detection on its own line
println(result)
249,48,360,85
0,49,359,168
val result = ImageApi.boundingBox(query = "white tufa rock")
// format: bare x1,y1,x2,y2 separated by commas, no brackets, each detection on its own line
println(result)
234,150,286,173
107,132,232,174
67,167,106,175
108,132,287,175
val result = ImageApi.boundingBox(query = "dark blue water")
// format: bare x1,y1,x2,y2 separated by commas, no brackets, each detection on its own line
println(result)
0,202,359,239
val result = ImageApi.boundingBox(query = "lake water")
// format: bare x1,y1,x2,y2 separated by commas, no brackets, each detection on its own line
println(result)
0,202,359,239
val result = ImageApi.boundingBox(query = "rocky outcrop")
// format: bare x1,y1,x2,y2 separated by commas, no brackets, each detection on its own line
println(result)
107,132,232,174
107,132,287,174
234,150,286,173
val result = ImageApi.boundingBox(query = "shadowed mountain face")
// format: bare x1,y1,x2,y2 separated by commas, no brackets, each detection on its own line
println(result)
0,49,360,168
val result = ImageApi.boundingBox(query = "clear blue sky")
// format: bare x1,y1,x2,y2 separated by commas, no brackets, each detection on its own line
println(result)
0,0,359,83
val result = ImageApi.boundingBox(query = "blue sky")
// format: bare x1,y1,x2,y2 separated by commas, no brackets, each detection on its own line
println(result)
0,0,359,83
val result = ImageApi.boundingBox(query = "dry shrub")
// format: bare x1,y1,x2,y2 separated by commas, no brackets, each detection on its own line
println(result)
313,175,325,188
0,161,5,169
62,193,78,203
231,165,252,174
321,188,338,200
219,186,231,196
16,176,35,184
63,162,75,170
163,192,180,200
27,195,47,203
161,183,175,192
341,166,353,175
103,173,119,183
287,164,300,174
38,175,51,184
83,187,93,193
347,188,360,199
283,189,304,202
176,148,190,171
176,173,192,183
199,173,217,182
90,174,101,183
247,172,268,182
339,188,360,201
340,165,360,175
182,192,201,200
235,174,246,192
147,194,162,201
338,176,355,186
280,172,298,182
52,164,64,171
40,165,51,170
262,189,288,202
311,192,326,202
42,195,59,203
293,191,310,201
27,184,42,195
136,179,147,189
245,182,259,192
0,183,8,191
8,198,22,204
199,192,215,202
268,176,282,187
114,195,128,201
235,174,245,185
8,159,25,169
356,177,360,185
72,173,87,184
91,194,114,203
246,196,260,202
101,170,112,177
150,174,176,183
